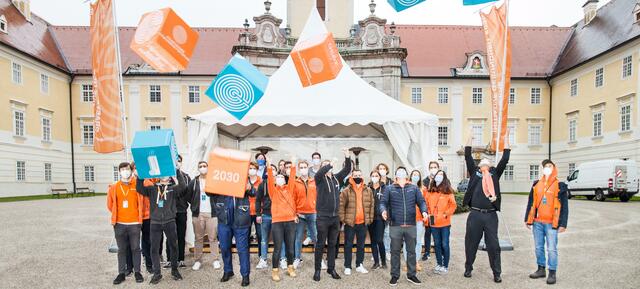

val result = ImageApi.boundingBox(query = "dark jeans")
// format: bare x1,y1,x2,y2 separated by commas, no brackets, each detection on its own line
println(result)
251,215,262,257
464,210,501,276
114,224,142,274
368,219,386,265
423,226,431,257
165,212,187,262
432,226,451,267
150,221,178,275
141,219,163,269
344,224,367,269
314,216,340,271
390,226,417,278
219,224,251,277
272,221,296,268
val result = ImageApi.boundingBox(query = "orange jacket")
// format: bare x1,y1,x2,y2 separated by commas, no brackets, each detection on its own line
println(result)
294,177,317,214
526,166,561,228
107,178,144,225
248,176,263,216
141,179,156,220
426,190,457,228
267,166,298,223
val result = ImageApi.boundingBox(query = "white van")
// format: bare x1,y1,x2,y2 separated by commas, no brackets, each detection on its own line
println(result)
566,160,639,202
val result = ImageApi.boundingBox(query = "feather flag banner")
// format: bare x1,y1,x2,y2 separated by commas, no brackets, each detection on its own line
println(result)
463,0,498,5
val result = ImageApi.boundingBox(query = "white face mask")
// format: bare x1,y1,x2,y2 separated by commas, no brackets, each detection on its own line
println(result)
429,168,439,176
395,169,408,179
248,168,257,176
300,168,309,176
434,175,444,186
198,167,208,175
276,177,286,186
371,177,380,184
379,169,387,176
411,175,420,184
312,159,321,166
543,167,553,176
120,169,132,180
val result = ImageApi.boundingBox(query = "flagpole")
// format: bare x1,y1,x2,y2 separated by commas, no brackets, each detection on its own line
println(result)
495,0,509,163
111,0,129,161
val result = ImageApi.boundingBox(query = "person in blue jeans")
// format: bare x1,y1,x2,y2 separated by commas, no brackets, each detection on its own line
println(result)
525,159,568,285
426,170,457,275
207,174,256,287
293,161,318,268
256,164,277,269
422,161,441,261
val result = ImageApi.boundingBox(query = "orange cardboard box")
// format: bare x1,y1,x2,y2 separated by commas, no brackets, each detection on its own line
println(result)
291,32,343,87
205,147,251,198
130,8,199,73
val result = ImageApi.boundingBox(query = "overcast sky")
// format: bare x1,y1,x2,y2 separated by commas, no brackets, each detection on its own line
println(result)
30,0,611,28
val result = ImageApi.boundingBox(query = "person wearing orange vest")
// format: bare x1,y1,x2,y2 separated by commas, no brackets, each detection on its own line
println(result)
426,170,457,275
107,162,145,285
293,160,317,268
524,159,569,285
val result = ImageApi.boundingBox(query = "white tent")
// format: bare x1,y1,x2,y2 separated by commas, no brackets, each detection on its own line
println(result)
186,8,439,175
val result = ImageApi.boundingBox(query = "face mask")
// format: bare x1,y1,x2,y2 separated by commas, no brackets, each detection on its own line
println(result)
543,167,553,176
435,175,444,186
120,169,132,180
411,175,420,184
257,159,266,166
176,162,182,169
379,169,387,176
429,168,438,176
300,168,309,176
275,177,286,186
371,177,380,184
248,168,257,176
312,159,321,166
353,177,363,184
198,167,208,175
395,170,407,179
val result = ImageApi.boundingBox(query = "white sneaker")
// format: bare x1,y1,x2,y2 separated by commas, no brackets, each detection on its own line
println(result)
356,264,369,274
321,259,328,270
344,268,352,275
293,259,302,269
256,259,268,269
192,261,201,271
434,265,442,274
386,253,391,262
279,259,287,270
213,260,221,269
440,267,449,275
302,237,312,246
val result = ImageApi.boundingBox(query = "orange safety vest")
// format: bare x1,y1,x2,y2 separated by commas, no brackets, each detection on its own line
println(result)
526,178,561,229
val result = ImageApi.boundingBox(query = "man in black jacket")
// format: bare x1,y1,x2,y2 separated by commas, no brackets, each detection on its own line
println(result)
312,148,351,282
186,161,220,271
165,155,190,269
256,164,276,269
463,132,510,283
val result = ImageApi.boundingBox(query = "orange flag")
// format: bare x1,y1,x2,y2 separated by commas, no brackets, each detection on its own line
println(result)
481,3,511,152
90,0,124,153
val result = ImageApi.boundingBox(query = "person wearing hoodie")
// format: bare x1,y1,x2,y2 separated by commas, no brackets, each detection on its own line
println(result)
136,171,186,285
312,149,351,282
186,161,221,271
463,130,510,283
381,166,428,286
293,160,317,268
164,155,190,269
266,157,299,282
422,161,440,261
403,170,426,273
426,170,457,275
108,162,145,285
251,154,267,257
255,163,277,270
524,159,569,285
339,169,375,276
309,152,322,178
367,170,387,270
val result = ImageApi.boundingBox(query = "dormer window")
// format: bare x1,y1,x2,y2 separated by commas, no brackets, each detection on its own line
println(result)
0,15,7,34
634,3,640,23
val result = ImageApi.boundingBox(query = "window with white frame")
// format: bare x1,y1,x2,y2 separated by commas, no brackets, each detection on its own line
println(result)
593,112,603,137
569,119,577,142
150,124,161,131
0,15,7,33
438,126,449,146
149,85,161,103
45,163,52,182
188,85,200,103
112,166,119,182
507,123,516,145
41,116,51,142
16,161,25,181
509,88,516,104
529,165,539,181
82,123,94,145
472,87,483,104
530,88,541,104
13,109,25,137
503,165,514,181
437,87,449,104
40,74,49,94
411,87,422,104
12,62,22,84
84,165,95,182
570,79,578,97
568,163,576,176
528,125,542,145
82,84,94,102
595,67,604,87
623,55,633,78
620,104,631,132
472,125,483,146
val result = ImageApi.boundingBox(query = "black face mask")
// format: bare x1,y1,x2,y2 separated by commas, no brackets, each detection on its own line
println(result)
353,177,363,184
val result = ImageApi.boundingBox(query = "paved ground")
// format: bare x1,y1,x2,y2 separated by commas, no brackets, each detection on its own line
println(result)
0,195,638,289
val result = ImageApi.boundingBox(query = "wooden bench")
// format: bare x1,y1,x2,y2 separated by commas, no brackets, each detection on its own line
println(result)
51,187,70,199
75,187,95,197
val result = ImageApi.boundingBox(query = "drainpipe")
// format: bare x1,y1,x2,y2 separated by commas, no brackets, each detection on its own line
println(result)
69,74,77,194
546,76,552,160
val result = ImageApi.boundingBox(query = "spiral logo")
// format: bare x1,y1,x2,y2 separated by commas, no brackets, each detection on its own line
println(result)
397,0,421,6
213,74,254,112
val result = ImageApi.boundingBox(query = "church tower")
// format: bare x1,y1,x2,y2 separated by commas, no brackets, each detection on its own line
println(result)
287,0,354,38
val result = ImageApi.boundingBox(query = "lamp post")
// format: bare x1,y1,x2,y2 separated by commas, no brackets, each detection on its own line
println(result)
349,147,366,170
252,146,276,157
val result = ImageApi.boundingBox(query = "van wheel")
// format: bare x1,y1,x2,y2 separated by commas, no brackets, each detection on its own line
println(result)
594,189,606,202
620,193,631,203
586,196,594,200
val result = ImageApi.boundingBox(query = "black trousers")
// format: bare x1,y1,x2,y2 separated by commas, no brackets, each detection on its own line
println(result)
344,224,367,269
314,216,340,271
464,210,501,276
368,219,386,265
151,221,178,275
272,221,296,268
251,215,262,257
166,212,187,262
141,219,163,269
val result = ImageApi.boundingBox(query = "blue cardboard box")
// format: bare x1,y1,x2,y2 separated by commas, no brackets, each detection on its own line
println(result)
131,129,178,179
205,54,268,120
387,0,426,12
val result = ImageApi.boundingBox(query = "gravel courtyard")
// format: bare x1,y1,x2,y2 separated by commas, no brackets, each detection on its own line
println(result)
0,194,638,289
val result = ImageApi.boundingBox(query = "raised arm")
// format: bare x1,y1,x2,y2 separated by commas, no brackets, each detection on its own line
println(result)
335,149,352,186
464,146,476,177
314,163,333,183
267,165,276,199
495,149,511,178
136,177,155,197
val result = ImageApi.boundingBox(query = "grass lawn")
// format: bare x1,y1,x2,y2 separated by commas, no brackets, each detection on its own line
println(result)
0,193,105,203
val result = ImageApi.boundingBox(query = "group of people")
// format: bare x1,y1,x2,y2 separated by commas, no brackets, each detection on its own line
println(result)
106,132,569,286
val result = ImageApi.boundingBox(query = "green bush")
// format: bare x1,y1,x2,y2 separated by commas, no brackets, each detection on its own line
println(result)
454,192,469,214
